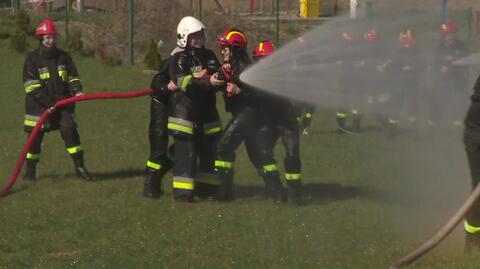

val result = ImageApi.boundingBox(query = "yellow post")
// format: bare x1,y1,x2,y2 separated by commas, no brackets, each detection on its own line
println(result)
300,0,319,18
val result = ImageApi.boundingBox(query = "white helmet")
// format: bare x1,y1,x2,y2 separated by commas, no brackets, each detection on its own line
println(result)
176,16,206,48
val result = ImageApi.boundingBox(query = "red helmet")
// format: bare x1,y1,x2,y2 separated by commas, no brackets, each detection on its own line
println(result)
253,40,275,58
216,28,247,49
35,19,58,37
399,30,415,48
440,21,457,35
364,30,378,42
341,32,355,43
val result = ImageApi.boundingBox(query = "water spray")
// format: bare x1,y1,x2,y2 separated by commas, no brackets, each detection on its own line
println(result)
0,88,153,197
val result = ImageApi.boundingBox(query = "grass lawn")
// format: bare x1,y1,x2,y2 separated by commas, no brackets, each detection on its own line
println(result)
0,36,479,269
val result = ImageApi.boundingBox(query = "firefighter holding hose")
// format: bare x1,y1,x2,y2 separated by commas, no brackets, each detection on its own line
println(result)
22,19,92,181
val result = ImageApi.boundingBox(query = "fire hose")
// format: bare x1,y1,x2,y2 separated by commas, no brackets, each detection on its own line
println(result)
389,182,480,268
0,88,153,197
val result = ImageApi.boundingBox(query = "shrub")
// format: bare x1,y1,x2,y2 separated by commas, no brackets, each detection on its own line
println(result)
143,39,162,70
68,29,83,52
15,9,31,35
11,27,27,52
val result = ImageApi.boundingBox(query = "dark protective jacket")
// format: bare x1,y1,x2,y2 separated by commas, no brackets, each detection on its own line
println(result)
169,47,222,136
222,56,259,116
465,75,480,132
23,46,82,129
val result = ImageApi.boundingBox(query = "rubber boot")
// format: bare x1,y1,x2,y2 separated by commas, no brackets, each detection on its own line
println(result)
215,168,234,201
24,159,37,181
336,116,347,134
71,152,93,181
465,232,480,252
351,114,363,133
263,172,287,204
287,180,304,206
143,168,163,198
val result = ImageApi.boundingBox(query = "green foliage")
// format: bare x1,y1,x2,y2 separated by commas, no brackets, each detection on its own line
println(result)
143,39,162,70
67,29,83,52
15,9,31,36
10,27,27,52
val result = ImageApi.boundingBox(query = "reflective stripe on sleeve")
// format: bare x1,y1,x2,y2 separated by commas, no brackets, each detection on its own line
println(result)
177,75,193,91
24,80,41,93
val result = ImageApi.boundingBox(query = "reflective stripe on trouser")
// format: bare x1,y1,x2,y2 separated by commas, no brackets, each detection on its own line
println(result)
66,145,83,154
263,163,278,173
336,112,347,118
24,114,49,129
351,109,362,115
168,117,193,135
285,173,302,181
215,160,233,170
173,176,194,190
465,221,480,234
146,160,162,170
26,152,40,160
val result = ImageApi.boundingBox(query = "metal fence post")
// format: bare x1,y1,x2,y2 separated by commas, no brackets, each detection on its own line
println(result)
276,0,280,46
65,0,69,43
129,0,135,65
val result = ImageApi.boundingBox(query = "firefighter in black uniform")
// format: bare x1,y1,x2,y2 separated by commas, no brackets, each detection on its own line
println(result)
384,30,420,137
253,40,303,205
464,74,480,250
429,21,468,128
23,19,92,181
167,16,223,202
295,102,316,135
143,57,174,198
335,32,364,133
213,28,265,201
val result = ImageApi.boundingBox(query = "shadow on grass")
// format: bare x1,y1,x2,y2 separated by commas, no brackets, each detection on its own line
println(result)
233,182,366,205
43,168,144,181
303,182,366,205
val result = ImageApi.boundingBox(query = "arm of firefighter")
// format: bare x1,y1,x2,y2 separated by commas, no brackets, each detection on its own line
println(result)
23,55,53,107
65,55,83,95
174,53,211,93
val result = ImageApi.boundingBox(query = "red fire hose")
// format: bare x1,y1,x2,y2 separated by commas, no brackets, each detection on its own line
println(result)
0,88,153,197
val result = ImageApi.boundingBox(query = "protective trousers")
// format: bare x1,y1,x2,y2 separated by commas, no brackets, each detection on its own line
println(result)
144,98,173,198
214,108,261,201
464,128,480,250
25,108,85,180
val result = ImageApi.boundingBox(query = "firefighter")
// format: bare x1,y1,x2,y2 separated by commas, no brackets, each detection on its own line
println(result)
213,28,264,201
384,30,420,137
22,19,92,181
463,74,480,251
365,29,392,132
143,57,174,198
168,16,223,202
254,40,303,205
295,102,316,135
428,22,468,128
335,31,363,133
